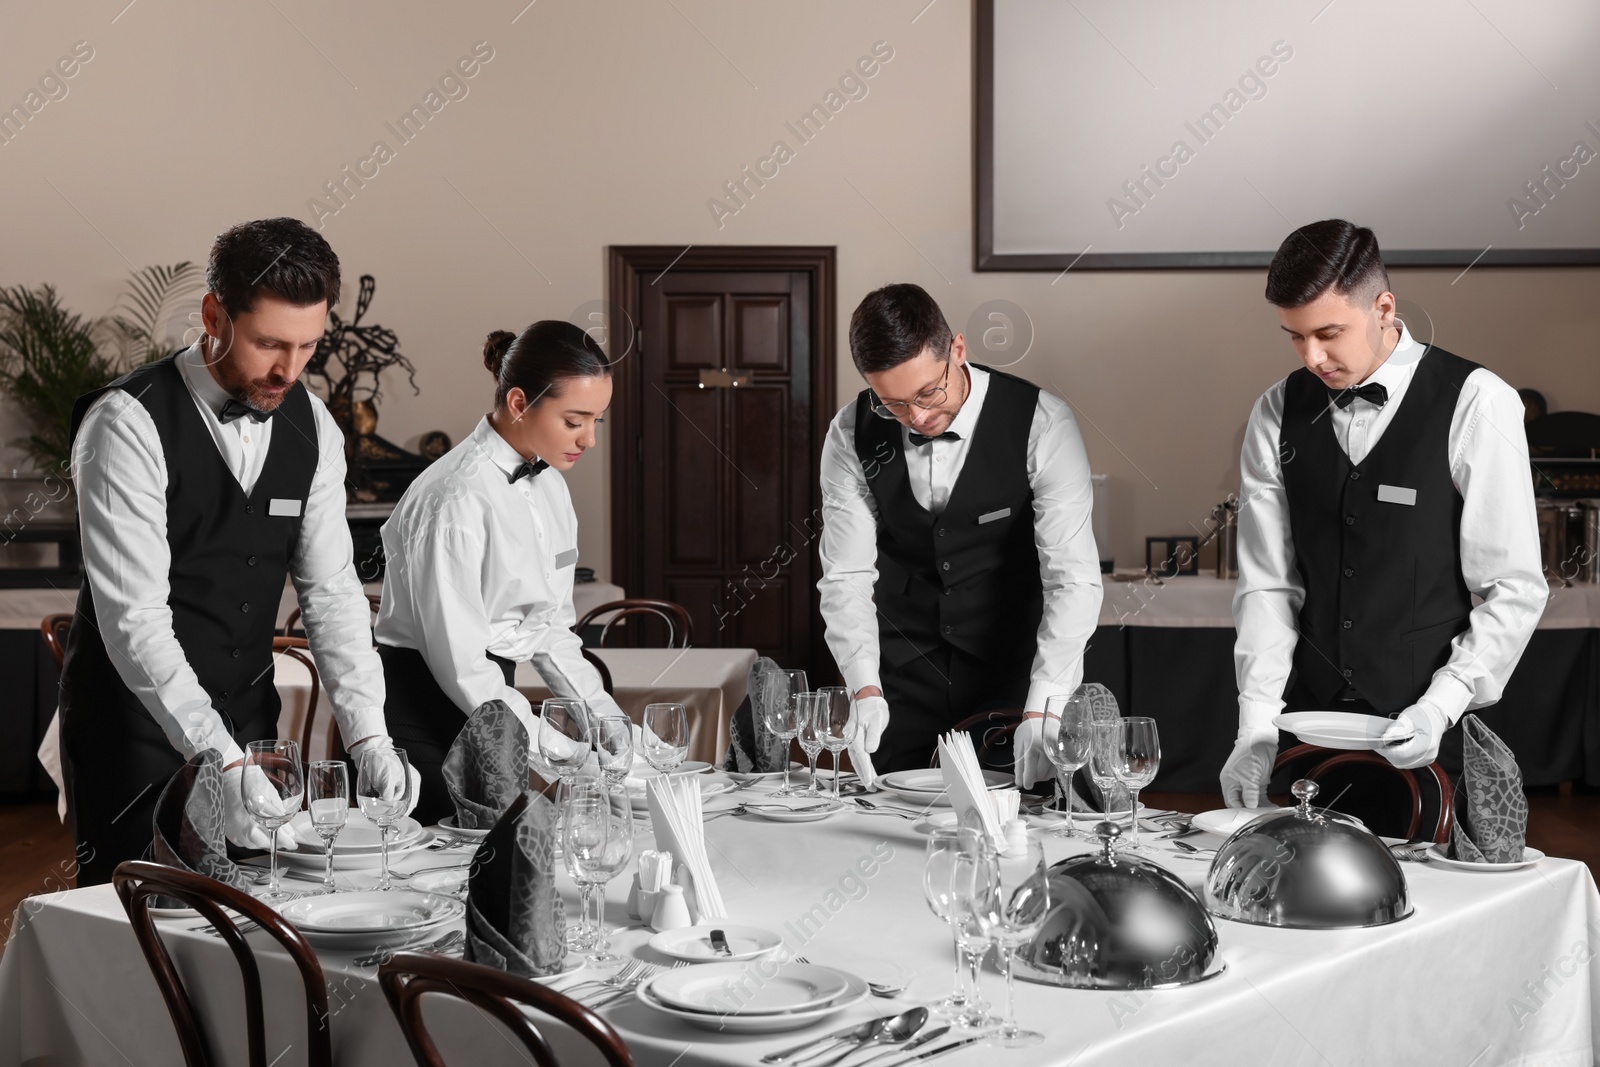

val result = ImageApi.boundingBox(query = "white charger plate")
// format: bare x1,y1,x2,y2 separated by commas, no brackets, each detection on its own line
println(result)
877,769,1012,807
648,924,784,962
1425,845,1545,871
276,833,435,871
437,815,492,840
287,813,425,853
651,961,851,1014
635,975,868,1033
628,775,737,810
1274,711,1415,751
630,761,715,780
279,890,464,948
742,799,847,823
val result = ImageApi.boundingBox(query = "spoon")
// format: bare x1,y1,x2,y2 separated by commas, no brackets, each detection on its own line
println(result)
853,1025,950,1067
804,1007,929,1067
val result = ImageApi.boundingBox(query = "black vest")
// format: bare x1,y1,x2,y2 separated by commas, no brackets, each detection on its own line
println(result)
61,354,318,733
1279,347,1479,711
854,365,1044,667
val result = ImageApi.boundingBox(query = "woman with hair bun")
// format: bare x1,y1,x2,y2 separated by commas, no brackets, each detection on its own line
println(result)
374,320,620,823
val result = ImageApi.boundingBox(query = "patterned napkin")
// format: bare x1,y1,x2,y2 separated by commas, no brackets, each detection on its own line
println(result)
1449,714,1528,864
722,656,789,774
441,699,530,829
147,749,254,893
463,791,568,977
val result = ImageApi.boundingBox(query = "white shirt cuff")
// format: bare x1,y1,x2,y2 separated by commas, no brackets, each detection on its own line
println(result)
1238,698,1282,739
1023,681,1070,715
840,657,881,697
1420,674,1473,726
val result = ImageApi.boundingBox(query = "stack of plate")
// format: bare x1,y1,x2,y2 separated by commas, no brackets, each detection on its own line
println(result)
278,890,464,950
876,768,1011,808
636,961,869,1033
278,813,433,870
626,772,737,811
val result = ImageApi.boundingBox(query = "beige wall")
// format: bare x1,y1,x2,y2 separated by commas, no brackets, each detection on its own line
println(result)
3,1,1596,578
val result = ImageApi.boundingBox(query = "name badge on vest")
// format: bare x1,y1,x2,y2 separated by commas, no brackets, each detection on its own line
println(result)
978,507,1012,525
268,498,303,517
1376,485,1417,506
554,547,578,568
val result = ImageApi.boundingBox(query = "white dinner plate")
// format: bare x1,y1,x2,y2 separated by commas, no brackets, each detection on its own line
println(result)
630,761,715,780
648,961,855,1015
877,769,1012,807
724,763,805,784
1070,803,1149,822
648,924,784,962
407,868,471,896
1425,845,1545,871
1191,807,1287,837
279,890,463,948
628,775,737,810
276,833,435,871
742,799,847,823
436,816,493,840
1273,711,1415,751
635,973,869,1033
287,813,425,853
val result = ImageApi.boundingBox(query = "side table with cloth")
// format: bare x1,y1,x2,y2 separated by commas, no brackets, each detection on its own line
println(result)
4,799,1599,1065
1087,576,1600,791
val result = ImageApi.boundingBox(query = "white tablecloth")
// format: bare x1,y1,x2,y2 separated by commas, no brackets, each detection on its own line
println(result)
1100,574,1600,629
4,791,1599,1066
276,646,756,767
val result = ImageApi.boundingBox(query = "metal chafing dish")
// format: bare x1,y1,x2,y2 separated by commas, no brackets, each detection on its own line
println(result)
1204,780,1412,929
1014,822,1223,990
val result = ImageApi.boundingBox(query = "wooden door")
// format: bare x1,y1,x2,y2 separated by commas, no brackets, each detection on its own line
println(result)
609,248,835,675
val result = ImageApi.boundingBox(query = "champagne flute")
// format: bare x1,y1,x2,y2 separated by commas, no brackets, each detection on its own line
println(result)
242,740,304,904
963,836,1050,1047
761,668,806,796
1043,690,1093,837
582,788,634,964
562,780,610,951
593,712,634,788
1112,717,1161,852
795,693,827,797
821,690,858,800
923,826,984,1017
356,745,413,892
642,703,689,773
306,760,349,894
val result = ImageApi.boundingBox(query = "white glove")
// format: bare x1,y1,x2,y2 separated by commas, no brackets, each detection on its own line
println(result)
351,737,422,817
855,696,889,753
1012,715,1053,790
1220,704,1280,808
223,764,304,851
1380,700,1449,770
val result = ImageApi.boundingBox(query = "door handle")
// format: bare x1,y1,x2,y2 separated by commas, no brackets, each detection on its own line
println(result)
698,368,750,389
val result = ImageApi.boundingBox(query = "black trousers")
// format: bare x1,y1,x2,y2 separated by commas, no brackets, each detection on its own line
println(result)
378,644,516,826
875,643,1032,773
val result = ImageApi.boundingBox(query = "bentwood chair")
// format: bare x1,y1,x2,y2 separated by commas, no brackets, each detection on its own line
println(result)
112,860,334,1067
580,646,616,696
1271,744,1456,843
938,708,1026,772
41,613,73,669
378,951,635,1067
272,636,346,763
574,599,693,650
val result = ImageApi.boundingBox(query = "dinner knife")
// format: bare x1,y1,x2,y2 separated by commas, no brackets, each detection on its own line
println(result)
875,1034,986,1067
762,1016,893,1063
853,1026,951,1067
709,928,733,956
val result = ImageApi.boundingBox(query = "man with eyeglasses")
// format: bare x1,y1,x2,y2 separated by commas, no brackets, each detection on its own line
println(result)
817,283,1103,777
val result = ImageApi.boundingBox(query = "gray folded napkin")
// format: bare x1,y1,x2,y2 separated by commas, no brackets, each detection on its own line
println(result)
464,790,568,977
147,749,254,892
722,656,789,774
1063,684,1130,814
441,699,530,830
1449,713,1528,864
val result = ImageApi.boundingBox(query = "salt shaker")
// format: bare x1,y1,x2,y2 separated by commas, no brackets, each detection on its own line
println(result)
650,884,692,932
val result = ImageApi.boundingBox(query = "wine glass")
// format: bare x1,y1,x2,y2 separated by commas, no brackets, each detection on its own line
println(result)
242,740,304,904
1043,690,1094,837
963,835,1051,1047
761,667,806,796
642,703,689,773
821,690,858,800
356,745,413,892
562,781,608,951
593,712,634,788
538,699,592,787
306,760,349,894
795,693,827,797
1088,721,1131,845
1111,717,1161,852
583,788,635,964
923,826,985,1017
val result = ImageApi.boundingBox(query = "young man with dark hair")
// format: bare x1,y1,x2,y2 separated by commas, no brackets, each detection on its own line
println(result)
818,283,1103,777
1221,220,1546,806
60,217,417,885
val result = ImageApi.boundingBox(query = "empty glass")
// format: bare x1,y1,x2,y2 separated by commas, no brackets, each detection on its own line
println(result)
563,780,634,961
242,739,304,904
593,712,634,788
821,690,858,800
356,745,413,891
795,692,827,796
538,699,592,786
761,667,807,796
642,703,689,773
1088,721,1132,846
1111,717,1161,852
964,835,1051,1047
923,826,986,1017
1043,690,1094,837
306,760,349,894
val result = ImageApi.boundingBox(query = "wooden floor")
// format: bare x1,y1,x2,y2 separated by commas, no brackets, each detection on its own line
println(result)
4,790,1599,958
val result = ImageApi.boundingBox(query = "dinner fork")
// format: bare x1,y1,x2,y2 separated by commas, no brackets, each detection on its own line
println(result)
586,960,689,1008
558,959,647,998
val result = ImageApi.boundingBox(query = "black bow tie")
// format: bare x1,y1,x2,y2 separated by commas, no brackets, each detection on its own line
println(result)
508,458,549,483
1331,382,1389,410
908,429,961,447
218,399,270,424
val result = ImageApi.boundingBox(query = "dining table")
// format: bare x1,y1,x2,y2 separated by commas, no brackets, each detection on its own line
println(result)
3,776,1598,1066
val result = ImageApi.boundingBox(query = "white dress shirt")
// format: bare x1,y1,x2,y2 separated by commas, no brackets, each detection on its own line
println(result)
72,342,387,765
818,363,1104,712
374,415,621,739
1233,323,1548,725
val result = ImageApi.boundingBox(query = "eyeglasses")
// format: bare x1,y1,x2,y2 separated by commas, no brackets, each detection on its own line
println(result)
870,358,952,419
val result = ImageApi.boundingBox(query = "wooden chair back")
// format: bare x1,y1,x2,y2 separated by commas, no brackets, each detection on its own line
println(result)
41,613,73,670
574,599,693,649
1272,744,1456,842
